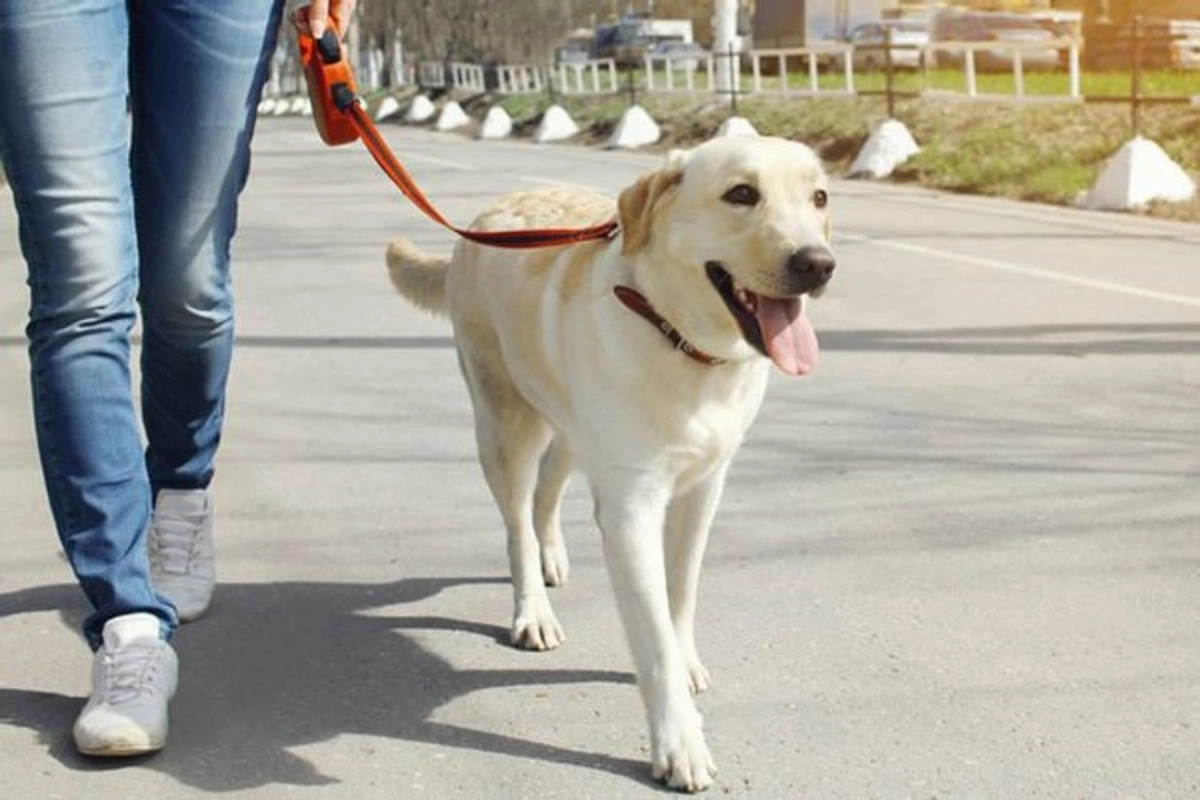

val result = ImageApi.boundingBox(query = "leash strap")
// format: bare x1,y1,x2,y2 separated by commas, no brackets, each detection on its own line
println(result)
298,8,618,250
341,102,620,249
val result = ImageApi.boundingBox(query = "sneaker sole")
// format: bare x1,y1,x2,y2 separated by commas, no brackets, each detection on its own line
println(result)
173,597,212,624
76,738,167,757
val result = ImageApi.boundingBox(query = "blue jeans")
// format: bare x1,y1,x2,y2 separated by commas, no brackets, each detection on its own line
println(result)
0,0,284,649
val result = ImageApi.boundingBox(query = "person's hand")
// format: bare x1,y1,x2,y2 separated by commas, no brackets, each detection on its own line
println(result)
292,0,358,40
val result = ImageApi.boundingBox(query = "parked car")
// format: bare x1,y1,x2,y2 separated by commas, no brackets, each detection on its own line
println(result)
593,13,697,68
647,40,709,71
849,20,930,72
555,45,592,67
930,11,1062,72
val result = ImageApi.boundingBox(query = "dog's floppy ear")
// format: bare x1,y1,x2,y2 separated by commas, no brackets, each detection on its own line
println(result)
617,165,684,256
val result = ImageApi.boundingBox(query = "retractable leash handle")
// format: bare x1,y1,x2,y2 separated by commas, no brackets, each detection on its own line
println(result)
295,6,619,249
297,7,360,146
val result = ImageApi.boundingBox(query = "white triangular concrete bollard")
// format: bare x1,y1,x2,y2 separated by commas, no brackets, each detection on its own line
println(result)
534,105,579,143
848,119,920,179
435,101,470,131
479,106,514,140
271,97,292,116
258,98,277,115
607,105,661,150
375,95,401,122
298,97,313,117
716,116,759,138
405,95,436,123
1083,136,1196,210
289,96,308,114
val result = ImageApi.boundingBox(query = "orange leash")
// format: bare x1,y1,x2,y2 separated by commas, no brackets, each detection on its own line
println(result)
297,8,619,250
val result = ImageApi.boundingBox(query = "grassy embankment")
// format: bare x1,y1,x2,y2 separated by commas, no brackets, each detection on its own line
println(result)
469,68,1200,220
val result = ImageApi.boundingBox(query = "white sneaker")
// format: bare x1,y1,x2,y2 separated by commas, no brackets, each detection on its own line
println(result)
73,613,178,757
149,488,215,622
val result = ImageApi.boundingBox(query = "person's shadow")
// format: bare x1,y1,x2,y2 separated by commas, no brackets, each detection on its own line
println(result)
0,577,645,791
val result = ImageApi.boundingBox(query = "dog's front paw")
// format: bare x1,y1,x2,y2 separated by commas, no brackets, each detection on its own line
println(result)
511,597,564,651
541,543,570,587
651,710,717,793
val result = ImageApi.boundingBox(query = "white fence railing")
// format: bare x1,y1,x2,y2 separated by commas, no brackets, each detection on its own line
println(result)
643,53,716,93
496,64,546,94
921,38,1081,100
553,59,619,95
749,45,856,96
261,37,1090,106
449,62,486,93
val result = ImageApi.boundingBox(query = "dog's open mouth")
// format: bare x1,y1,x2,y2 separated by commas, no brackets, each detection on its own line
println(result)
705,262,819,376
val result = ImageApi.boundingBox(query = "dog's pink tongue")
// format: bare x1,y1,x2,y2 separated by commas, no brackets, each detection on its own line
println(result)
755,296,819,376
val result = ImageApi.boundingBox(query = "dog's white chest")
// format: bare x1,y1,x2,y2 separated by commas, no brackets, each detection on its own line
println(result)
655,365,769,482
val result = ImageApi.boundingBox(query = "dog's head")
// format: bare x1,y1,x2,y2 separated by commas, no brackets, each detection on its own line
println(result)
617,136,834,376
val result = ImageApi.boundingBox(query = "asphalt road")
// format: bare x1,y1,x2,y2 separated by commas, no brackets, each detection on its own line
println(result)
2,117,1199,799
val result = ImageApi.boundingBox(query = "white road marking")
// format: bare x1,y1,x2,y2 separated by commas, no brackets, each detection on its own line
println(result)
513,175,602,191
399,151,474,171
379,147,604,192
842,233,1200,310
368,133,1200,310
835,183,1200,242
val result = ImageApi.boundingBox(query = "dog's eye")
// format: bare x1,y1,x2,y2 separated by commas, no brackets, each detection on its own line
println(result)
813,189,828,209
722,184,760,206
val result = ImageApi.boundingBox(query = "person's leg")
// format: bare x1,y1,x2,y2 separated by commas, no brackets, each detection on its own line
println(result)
131,0,284,621
131,0,284,495
0,0,176,650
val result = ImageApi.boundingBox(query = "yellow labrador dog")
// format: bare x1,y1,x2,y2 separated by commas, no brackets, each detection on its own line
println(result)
386,135,834,792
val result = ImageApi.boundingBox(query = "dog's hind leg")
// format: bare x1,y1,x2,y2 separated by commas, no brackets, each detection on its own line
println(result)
533,436,572,587
461,355,564,651
665,464,730,696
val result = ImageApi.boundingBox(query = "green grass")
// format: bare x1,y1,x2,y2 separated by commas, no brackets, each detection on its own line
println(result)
894,99,1200,212
413,68,1200,220
488,67,1197,111
530,65,1199,100
769,67,1200,99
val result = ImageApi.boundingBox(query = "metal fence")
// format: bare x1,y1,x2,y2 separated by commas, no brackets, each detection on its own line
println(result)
643,52,716,93
920,37,1081,100
496,65,546,94
1082,17,1200,136
748,45,856,96
553,59,620,95
403,39,1084,104
262,16,1198,137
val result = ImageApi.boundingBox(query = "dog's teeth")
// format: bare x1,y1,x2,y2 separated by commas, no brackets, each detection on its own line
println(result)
728,277,757,312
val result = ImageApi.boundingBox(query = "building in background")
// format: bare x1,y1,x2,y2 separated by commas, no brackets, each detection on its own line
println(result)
752,0,894,48
1070,0,1200,69
596,0,1197,61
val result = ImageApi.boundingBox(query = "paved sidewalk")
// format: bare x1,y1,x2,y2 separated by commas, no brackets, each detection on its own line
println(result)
1,119,1199,798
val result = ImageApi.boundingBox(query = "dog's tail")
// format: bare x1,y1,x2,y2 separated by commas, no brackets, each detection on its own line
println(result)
385,237,449,316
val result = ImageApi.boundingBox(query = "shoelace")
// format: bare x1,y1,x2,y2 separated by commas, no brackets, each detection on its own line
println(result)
101,643,165,704
150,517,203,576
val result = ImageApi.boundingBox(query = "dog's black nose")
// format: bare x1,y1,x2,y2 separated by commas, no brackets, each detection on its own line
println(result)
788,246,836,283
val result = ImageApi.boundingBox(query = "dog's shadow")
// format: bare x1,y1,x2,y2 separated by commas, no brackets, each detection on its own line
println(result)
0,577,644,792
